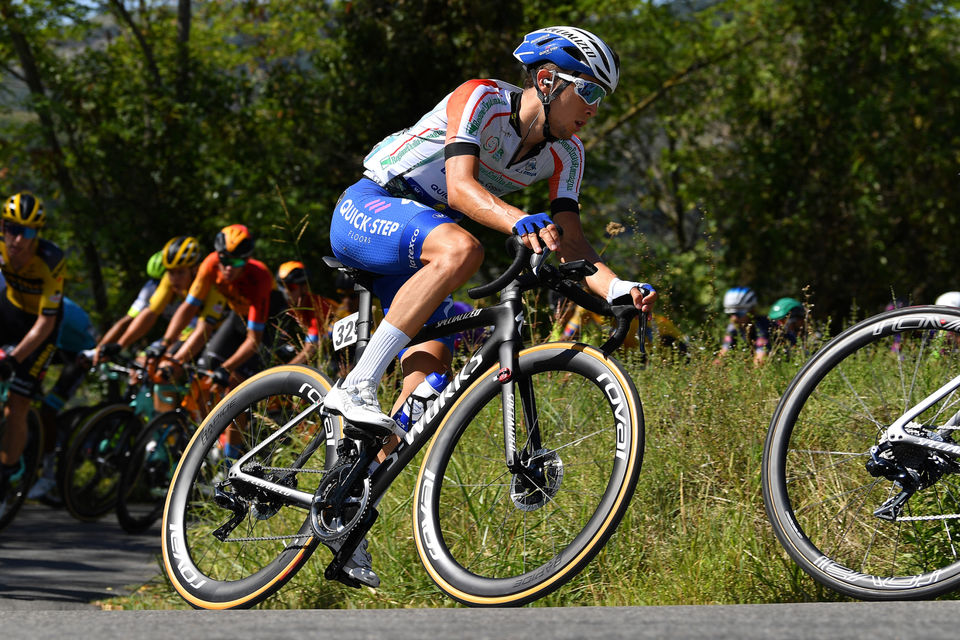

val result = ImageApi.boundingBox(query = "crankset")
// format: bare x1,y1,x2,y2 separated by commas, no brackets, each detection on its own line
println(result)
310,457,371,541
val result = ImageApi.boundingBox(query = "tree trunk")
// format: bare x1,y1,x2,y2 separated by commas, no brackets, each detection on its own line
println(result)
176,0,192,102
1,2,109,317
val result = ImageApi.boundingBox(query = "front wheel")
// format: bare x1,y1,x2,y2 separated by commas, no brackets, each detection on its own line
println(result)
763,306,960,599
414,343,644,606
162,365,340,610
117,410,192,534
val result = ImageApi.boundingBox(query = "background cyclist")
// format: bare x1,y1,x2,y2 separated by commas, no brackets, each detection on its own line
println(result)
96,236,227,365
156,224,286,392
321,26,656,587
0,192,65,513
275,260,337,366
716,286,770,365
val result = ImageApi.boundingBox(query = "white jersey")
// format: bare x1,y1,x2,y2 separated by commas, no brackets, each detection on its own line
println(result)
362,79,584,216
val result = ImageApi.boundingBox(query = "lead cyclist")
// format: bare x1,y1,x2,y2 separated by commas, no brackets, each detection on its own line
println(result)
322,26,658,587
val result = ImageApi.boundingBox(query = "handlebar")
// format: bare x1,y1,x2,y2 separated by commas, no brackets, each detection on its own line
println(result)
466,235,651,356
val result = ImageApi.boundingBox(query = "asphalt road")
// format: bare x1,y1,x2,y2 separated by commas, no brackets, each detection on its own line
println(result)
0,502,161,610
2,601,960,640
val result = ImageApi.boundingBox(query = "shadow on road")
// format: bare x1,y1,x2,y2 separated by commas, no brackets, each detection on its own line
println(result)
0,503,161,610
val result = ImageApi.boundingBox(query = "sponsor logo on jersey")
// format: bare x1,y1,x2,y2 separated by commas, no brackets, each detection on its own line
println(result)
338,198,402,237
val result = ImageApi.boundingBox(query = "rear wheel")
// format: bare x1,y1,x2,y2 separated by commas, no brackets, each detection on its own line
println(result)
763,306,960,599
162,365,340,609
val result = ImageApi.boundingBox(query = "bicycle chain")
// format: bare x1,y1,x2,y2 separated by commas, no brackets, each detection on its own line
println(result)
220,467,327,541
223,532,311,542
896,513,960,521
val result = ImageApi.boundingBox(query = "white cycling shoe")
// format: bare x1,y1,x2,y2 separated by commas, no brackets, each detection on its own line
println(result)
342,538,380,588
323,381,395,437
26,476,57,501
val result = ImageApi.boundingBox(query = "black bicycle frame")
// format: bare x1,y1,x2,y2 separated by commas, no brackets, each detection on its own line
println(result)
366,281,530,498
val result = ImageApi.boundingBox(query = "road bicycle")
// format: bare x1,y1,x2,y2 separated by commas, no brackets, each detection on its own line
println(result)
60,358,155,521
162,236,647,608
116,365,223,534
763,304,960,600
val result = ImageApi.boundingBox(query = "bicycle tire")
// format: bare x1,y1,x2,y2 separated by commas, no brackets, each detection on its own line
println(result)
414,342,644,606
116,409,192,534
0,409,43,531
53,404,101,499
61,403,143,521
763,305,960,600
162,365,340,609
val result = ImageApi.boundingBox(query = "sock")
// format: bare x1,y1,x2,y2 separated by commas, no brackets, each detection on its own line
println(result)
343,320,410,389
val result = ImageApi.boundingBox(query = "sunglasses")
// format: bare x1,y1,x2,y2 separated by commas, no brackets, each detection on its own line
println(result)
218,253,247,268
555,72,606,106
3,222,38,239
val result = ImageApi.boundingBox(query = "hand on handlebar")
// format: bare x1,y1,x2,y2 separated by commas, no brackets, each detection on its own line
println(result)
607,278,657,313
513,213,560,254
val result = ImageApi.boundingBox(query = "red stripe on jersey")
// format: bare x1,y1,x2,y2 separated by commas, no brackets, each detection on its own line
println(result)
446,79,500,145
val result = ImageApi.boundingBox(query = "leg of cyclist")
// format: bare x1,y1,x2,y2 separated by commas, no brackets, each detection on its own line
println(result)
325,189,483,433
323,180,482,588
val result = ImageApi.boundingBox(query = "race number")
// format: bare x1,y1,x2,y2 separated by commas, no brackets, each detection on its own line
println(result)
332,312,359,351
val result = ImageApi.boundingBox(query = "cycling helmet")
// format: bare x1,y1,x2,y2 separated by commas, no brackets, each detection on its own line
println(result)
723,287,758,314
277,260,308,287
935,291,960,308
4,192,45,228
162,236,201,269
213,224,255,259
769,297,804,321
513,26,620,94
146,251,165,279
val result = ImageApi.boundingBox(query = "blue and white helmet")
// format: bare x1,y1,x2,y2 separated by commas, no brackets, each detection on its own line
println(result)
723,287,758,314
513,26,620,94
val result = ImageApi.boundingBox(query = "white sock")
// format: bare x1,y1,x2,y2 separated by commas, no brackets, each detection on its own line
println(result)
343,319,409,389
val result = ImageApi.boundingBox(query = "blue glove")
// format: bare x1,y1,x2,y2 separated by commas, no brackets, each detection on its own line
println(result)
513,213,554,236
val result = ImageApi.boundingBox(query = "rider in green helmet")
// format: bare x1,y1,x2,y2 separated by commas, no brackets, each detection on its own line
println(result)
768,297,806,354
146,251,165,280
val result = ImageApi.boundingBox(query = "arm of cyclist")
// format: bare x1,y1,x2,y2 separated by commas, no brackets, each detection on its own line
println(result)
552,210,657,313
116,307,160,351
210,328,262,388
161,298,200,352
9,312,57,366
445,154,560,254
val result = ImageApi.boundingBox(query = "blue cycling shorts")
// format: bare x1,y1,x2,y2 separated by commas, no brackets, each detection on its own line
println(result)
330,178,462,352
330,178,457,275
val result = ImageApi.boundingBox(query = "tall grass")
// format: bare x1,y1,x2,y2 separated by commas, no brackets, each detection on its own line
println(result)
111,333,875,610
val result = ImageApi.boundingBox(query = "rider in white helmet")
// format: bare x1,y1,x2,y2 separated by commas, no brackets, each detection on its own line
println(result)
717,286,770,364
935,291,960,308
322,26,657,587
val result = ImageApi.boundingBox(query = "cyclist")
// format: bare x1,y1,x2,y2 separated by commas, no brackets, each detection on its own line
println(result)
156,224,287,392
321,26,656,587
275,260,337,366
0,192,65,514
97,236,226,364
28,295,99,504
768,296,807,356
717,286,770,365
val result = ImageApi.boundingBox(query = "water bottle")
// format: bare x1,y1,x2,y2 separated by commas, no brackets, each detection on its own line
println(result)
393,372,448,432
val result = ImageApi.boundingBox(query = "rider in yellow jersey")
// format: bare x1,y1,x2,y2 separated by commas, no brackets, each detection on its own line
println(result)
96,236,227,364
0,192,65,511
